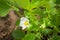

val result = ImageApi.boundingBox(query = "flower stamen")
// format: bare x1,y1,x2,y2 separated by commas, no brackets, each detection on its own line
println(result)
24,21,29,26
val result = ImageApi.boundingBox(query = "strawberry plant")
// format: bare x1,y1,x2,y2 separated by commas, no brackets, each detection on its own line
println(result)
0,0,60,40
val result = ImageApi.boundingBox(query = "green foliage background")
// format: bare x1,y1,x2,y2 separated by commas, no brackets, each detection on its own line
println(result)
0,0,60,40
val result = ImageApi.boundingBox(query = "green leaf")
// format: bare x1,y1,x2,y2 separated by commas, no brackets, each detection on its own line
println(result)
12,30,25,40
35,32,41,40
31,0,40,9
23,33,36,40
51,14,60,27
42,29,52,35
11,0,30,10
56,0,60,4
16,19,20,26
0,0,11,17
49,35,60,40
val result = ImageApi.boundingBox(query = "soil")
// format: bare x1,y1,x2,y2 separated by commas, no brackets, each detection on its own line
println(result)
0,10,19,40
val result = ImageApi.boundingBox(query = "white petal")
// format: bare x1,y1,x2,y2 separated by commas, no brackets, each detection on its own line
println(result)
22,26,27,30
20,17,29,22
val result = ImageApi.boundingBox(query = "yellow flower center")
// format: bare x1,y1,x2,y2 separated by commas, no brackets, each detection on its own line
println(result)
24,21,29,26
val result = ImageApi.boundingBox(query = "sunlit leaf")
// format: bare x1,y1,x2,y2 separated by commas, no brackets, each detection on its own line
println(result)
23,33,36,40
0,0,11,17
10,0,30,10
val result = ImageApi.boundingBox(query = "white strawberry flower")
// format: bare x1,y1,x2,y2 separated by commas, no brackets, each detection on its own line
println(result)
19,17,29,30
